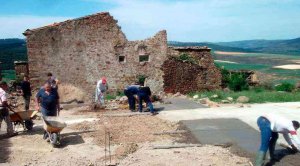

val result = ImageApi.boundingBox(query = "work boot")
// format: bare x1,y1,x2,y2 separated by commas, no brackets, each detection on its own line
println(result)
255,151,266,166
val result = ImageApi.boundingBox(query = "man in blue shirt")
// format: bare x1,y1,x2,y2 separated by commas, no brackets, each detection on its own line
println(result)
137,86,158,115
35,81,60,116
124,83,140,111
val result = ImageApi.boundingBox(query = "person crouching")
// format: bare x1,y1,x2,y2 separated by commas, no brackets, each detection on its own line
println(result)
124,83,140,112
137,85,158,116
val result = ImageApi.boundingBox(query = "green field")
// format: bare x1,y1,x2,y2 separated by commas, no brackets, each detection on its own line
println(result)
213,52,300,83
1,70,16,82
190,89,300,103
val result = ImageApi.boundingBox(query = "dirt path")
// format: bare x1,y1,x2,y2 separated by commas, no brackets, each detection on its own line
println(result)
0,106,250,166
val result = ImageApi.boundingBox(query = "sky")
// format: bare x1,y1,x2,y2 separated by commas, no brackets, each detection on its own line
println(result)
0,0,300,42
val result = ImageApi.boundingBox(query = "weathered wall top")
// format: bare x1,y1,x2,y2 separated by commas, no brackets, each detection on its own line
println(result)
168,46,211,51
23,12,112,36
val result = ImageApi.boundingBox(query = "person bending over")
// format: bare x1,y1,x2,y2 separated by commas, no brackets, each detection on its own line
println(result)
255,114,300,166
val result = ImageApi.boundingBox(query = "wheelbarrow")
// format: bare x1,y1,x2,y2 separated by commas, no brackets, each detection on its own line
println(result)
42,116,67,147
9,109,38,131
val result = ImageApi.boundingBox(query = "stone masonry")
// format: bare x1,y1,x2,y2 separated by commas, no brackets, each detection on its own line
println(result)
162,46,221,94
24,12,221,99
24,12,167,97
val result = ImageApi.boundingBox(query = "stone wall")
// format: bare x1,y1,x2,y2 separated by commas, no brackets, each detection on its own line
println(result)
162,47,221,94
24,12,168,98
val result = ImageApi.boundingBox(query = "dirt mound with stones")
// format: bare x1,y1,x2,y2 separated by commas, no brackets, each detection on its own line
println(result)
70,114,179,146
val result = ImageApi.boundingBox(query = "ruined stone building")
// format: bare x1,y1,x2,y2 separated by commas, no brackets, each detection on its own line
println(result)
24,12,221,98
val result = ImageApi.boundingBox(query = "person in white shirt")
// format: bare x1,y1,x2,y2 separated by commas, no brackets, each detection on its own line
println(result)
0,81,14,136
255,114,300,166
95,77,108,106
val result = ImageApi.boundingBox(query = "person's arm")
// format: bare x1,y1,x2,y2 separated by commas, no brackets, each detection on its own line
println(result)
283,133,294,146
56,91,60,115
290,131,300,151
1,94,9,108
35,91,41,111
283,131,300,152
55,78,59,85
96,81,101,92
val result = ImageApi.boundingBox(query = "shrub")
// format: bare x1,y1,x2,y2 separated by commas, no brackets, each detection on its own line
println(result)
137,75,147,85
219,68,231,87
228,73,249,91
260,81,274,90
275,82,295,92
178,53,197,64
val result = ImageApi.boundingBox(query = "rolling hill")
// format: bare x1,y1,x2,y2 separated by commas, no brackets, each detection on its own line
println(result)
0,39,27,70
217,37,300,55
0,36,299,70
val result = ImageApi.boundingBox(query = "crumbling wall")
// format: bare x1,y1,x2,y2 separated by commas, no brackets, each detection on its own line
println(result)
162,47,221,94
24,12,167,98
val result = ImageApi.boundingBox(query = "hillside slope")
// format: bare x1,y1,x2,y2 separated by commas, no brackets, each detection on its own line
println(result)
0,39,27,70
217,38,300,55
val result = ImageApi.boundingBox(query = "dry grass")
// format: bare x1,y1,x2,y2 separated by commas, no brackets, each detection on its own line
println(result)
58,83,86,103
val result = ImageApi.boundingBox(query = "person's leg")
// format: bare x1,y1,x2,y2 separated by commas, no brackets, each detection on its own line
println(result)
24,96,30,111
4,115,13,135
132,95,136,110
256,117,272,166
129,95,135,111
101,92,105,105
124,90,132,110
144,96,155,113
269,132,279,160
41,107,47,117
126,91,135,111
0,115,3,130
138,95,143,112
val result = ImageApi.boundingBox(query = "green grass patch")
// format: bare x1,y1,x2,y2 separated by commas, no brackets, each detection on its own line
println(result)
190,90,300,103
1,70,16,82
215,62,269,71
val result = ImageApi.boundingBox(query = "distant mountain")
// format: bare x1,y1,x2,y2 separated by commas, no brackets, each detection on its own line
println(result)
0,39,27,70
168,41,254,53
217,37,300,55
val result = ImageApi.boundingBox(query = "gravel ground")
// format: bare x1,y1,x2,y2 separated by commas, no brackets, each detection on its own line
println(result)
0,105,251,166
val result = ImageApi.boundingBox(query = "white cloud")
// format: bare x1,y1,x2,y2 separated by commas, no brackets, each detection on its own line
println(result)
106,0,300,41
1,0,300,41
0,15,71,38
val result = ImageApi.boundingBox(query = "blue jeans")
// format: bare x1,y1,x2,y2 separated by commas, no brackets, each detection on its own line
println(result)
124,90,136,110
138,93,154,113
257,116,278,154
41,107,57,117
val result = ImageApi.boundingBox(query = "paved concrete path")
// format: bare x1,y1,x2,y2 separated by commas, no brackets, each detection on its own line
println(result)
155,97,207,111
159,102,300,146
181,118,260,154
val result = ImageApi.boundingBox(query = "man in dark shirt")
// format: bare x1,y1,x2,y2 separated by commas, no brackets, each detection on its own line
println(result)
137,86,158,115
20,75,32,111
35,81,60,116
124,83,140,111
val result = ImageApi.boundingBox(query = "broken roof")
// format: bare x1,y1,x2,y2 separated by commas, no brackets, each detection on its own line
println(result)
23,12,110,36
